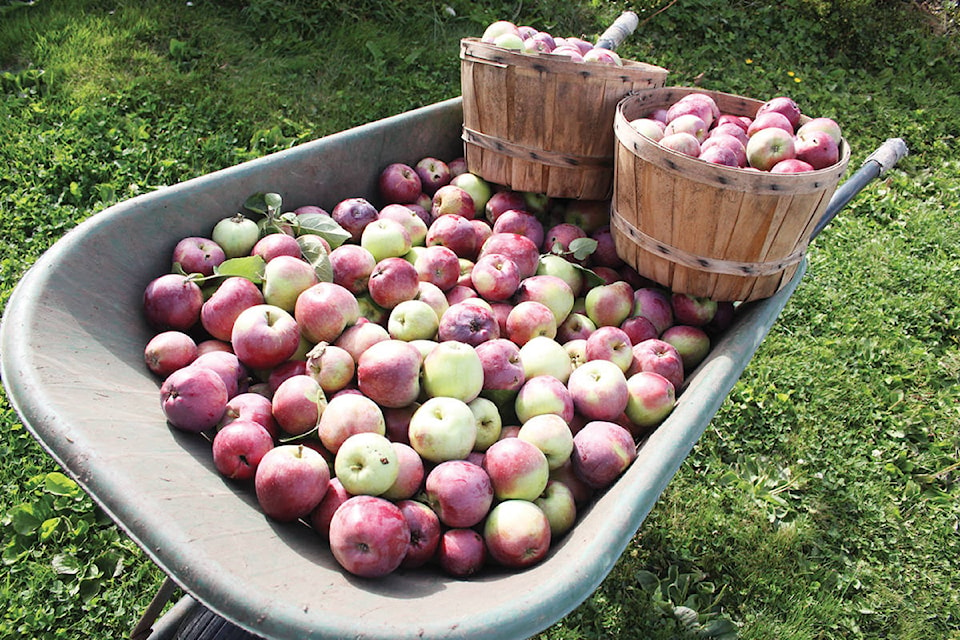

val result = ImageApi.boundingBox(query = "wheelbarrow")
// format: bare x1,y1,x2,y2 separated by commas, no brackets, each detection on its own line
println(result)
0,94,907,640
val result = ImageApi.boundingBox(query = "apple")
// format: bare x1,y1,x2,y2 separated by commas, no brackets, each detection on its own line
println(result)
478,232,540,280
201,276,265,341
471,252,521,301
252,232,302,263
308,478,351,539
450,172,492,217
413,244,461,291
408,396,478,463
431,184,476,220
394,499,441,569
265,358,305,395
629,338,685,390
537,254,584,297
518,335,573,383
661,324,711,372
535,480,578,538
171,236,225,276
624,371,676,428
658,132,701,157
438,528,486,578
143,273,204,332
317,392,386,454
361,218,413,262
583,47,622,65
557,312,596,343
517,413,574,470
211,213,260,258
515,274,575,326
254,444,331,522
415,281,450,322
331,197,379,243
211,419,275,480
794,130,840,169
585,280,634,328
475,338,525,394
671,292,718,326
564,338,588,370
515,374,575,424
420,340,484,403
570,420,637,489
700,134,747,167
542,222,587,259
387,299,439,342
333,432,399,496
756,96,802,130
746,126,796,171
666,93,719,129
261,254,319,313
220,392,278,438
304,342,355,395
160,366,228,432
710,121,749,144
482,437,550,501
271,374,325,437
144,330,198,377
619,314,658,346
367,256,420,309
632,287,674,335
589,225,623,270
584,325,634,373
414,157,451,196
699,144,740,167
424,459,494,528
356,339,422,409
328,243,377,295
747,111,795,138
770,158,815,173
484,190,527,223
567,358,630,422
664,113,708,143
506,300,558,346
335,319,390,362
434,301,498,348
482,20,521,43
629,117,666,141
483,499,551,568
796,117,843,146
468,396,503,451
328,495,410,578
295,281,361,344
551,45,585,62
378,162,422,204
425,213,478,259
549,458,596,506
230,304,300,371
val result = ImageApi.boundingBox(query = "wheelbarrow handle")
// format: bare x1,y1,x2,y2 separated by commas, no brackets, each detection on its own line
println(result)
595,11,639,50
810,137,909,240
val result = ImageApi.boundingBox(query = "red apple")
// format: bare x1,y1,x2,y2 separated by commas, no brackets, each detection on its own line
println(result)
756,96,802,130
482,499,551,568
629,338,684,390
438,528,486,578
144,330,198,377
424,459,494,528
254,444,331,522
378,162,422,204
160,365,228,432
231,304,302,371
413,156,451,196
356,339,422,408
143,273,204,332
397,499,441,569
328,495,410,578
171,236,225,276
211,419,275,480
331,197,379,243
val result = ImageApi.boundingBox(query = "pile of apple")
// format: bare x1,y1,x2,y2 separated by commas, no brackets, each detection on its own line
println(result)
141,156,735,580
480,19,625,65
629,92,845,172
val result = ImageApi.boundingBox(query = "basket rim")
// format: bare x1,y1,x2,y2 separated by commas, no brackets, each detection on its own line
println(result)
460,37,670,77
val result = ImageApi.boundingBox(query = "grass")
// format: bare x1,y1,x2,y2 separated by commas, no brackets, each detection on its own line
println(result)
1,0,958,637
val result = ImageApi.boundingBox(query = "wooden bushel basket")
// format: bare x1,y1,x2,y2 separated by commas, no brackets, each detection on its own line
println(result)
460,38,668,200
612,87,851,302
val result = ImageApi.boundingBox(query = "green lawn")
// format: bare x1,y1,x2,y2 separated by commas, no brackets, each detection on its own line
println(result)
1,0,958,638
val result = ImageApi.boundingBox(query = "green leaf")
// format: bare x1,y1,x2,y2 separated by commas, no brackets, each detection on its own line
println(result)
213,255,266,283
298,235,334,282
39,517,61,541
51,553,81,575
635,570,661,592
295,213,352,249
243,192,282,217
44,472,79,497
570,263,606,290
568,237,598,261
9,504,41,536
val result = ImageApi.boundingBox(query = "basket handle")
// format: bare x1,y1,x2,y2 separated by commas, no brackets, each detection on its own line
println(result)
810,137,909,240
595,11,639,50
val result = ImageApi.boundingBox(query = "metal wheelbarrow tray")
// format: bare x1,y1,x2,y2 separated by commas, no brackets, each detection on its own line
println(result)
0,97,902,639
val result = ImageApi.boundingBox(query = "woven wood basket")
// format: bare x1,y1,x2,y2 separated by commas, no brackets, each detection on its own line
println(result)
460,38,668,200
611,87,851,302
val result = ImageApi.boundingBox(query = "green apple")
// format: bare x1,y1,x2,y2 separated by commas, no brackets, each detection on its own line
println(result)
387,299,439,342
518,413,575,470
517,335,573,383
334,432,399,496
468,396,503,451
408,396,478,463
212,213,260,258
421,340,484,402
262,255,320,312
450,172,492,219
360,218,412,263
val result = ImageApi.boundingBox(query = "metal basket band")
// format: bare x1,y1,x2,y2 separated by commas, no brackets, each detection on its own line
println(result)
462,127,613,169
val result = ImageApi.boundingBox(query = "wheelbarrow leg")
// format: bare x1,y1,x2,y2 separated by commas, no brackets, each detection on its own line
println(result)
130,576,179,640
